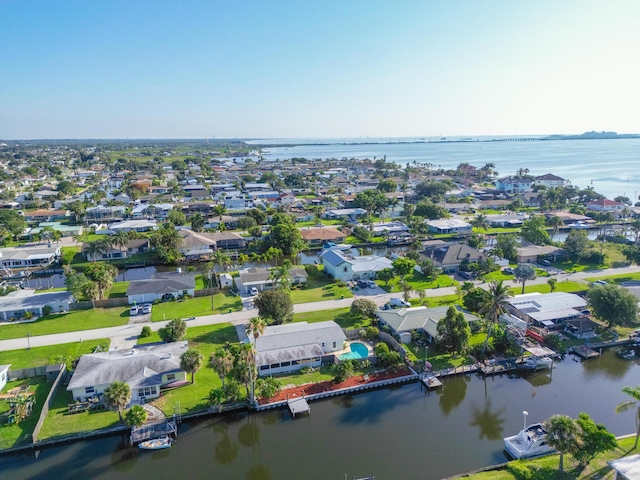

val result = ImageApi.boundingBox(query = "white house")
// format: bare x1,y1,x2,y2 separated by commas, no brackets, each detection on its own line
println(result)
252,321,347,376
236,267,308,293
426,218,472,234
587,199,624,213
67,342,189,403
108,219,158,233
532,173,566,189
0,289,74,321
495,176,534,194
320,249,393,282
377,306,478,343
0,244,61,269
126,271,196,304
506,292,587,328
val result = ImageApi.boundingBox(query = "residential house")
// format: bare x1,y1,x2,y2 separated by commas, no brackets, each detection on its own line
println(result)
67,342,189,403
108,219,158,233
236,266,308,293
274,193,296,207
83,238,150,262
587,199,624,213
426,218,472,235
376,305,479,344
371,222,410,235
506,292,587,329
85,205,126,222
183,184,210,200
486,213,527,228
252,321,347,376
515,245,564,263
608,454,640,480
23,209,69,223
0,289,73,321
300,227,347,247
420,244,486,273
126,271,196,304
495,176,534,193
223,194,252,210
244,182,271,192
532,173,566,189
29,222,83,238
320,249,393,282
0,244,61,269
178,230,246,259
323,208,367,221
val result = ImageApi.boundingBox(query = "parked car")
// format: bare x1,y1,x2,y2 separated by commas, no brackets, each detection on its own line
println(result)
389,297,411,308
539,259,551,266
459,271,473,280
250,287,259,295
503,267,514,275
590,280,608,287
129,305,139,316
142,303,152,314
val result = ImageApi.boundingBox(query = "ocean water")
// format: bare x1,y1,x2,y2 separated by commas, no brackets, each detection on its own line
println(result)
251,137,640,201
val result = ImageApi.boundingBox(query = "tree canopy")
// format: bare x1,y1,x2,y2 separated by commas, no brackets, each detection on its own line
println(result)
514,263,537,294
158,318,187,343
587,284,639,327
350,298,379,318
254,289,294,325
564,229,590,261
436,306,471,354
520,216,551,245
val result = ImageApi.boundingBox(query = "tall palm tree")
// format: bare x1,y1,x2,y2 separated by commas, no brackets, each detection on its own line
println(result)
247,316,266,340
471,213,490,232
479,280,512,355
270,259,293,291
616,385,640,449
110,230,130,254
544,414,581,472
180,348,203,384
104,381,131,422
83,239,109,262
210,348,234,388
213,204,227,223
191,212,205,232
546,215,564,241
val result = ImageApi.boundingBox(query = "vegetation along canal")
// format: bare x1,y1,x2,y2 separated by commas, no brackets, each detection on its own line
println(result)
1,349,638,479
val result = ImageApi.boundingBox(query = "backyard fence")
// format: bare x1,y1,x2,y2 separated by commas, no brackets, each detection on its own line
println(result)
377,331,407,358
70,297,129,310
32,364,67,443
8,366,49,381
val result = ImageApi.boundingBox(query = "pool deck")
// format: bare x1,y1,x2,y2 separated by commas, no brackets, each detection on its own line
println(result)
336,340,374,360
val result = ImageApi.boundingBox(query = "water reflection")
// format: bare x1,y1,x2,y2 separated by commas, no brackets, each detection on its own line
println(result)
215,431,239,464
110,441,137,473
239,421,261,448
246,464,273,480
338,385,414,424
331,394,355,409
437,375,469,416
581,351,636,379
468,397,507,440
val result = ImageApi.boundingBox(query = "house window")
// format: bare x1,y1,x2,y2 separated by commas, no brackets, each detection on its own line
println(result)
281,361,291,367
166,374,176,381
259,365,269,371
333,342,336,348
85,387,95,395
270,363,279,369
322,342,325,347
137,386,157,398
343,267,348,272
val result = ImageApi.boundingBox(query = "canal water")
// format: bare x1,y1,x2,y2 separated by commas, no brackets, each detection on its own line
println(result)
2,350,638,480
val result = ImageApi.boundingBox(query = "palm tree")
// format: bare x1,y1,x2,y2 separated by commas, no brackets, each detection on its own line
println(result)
83,239,109,262
104,381,131,422
247,316,266,340
546,215,564,240
547,277,557,292
514,263,537,294
210,348,234,388
270,259,293,291
616,385,640,449
471,213,490,232
191,212,205,232
544,414,581,472
213,204,227,223
110,230,130,255
479,280,512,355
238,343,257,403
181,348,204,384
213,250,231,272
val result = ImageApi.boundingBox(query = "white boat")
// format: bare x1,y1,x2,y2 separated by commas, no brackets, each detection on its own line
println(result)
138,436,172,450
504,423,555,459
322,242,352,251
518,356,554,371
568,221,593,229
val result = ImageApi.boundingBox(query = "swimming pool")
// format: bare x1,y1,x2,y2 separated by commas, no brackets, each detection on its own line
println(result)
338,342,370,360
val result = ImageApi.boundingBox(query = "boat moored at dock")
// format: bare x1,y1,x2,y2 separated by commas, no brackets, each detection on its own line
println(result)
504,422,555,459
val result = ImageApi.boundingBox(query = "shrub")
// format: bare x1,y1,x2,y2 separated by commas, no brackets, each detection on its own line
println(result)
365,326,379,340
334,280,347,287
42,305,53,316
24,311,33,319
506,462,535,480
140,326,152,338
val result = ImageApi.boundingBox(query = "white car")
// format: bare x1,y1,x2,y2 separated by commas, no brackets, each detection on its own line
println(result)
142,303,152,314
250,287,259,295
129,305,139,316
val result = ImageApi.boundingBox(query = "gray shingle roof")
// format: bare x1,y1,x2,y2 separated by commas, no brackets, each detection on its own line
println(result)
126,272,196,296
67,342,188,391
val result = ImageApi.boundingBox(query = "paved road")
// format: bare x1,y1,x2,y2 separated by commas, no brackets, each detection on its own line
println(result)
2,264,640,352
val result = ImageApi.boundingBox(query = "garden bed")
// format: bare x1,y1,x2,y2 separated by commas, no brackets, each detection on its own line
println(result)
259,366,413,405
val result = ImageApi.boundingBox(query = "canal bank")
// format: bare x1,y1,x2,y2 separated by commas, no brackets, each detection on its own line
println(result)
1,349,637,480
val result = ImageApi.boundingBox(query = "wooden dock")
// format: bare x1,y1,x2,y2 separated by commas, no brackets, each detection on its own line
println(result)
571,345,600,359
287,397,310,417
420,374,442,389
478,362,516,376
130,419,177,444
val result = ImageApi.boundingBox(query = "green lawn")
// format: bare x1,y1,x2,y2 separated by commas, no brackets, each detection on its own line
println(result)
0,376,53,448
292,307,369,329
584,271,640,283
510,281,587,295
419,293,459,308
465,435,638,480
0,308,129,341
377,273,458,293
289,277,353,303
107,281,129,298
149,291,243,321
0,339,110,370
149,323,239,416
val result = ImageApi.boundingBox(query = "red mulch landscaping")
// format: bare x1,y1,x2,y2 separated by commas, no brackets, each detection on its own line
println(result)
259,366,413,405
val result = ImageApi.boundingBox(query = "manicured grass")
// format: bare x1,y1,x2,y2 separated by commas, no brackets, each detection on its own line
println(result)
0,376,52,448
149,291,243,321
584,271,640,283
0,308,129,341
422,294,459,308
509,281,587,295
293,307,367,329
38,387,120,441
107,281,129,298
288,277,353,303
150,323,239,416
33,287,68,294
377,273,457,293
0,339,110,370
465,436,638,480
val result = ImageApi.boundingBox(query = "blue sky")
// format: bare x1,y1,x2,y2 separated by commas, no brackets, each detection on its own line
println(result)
1,0,639,139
